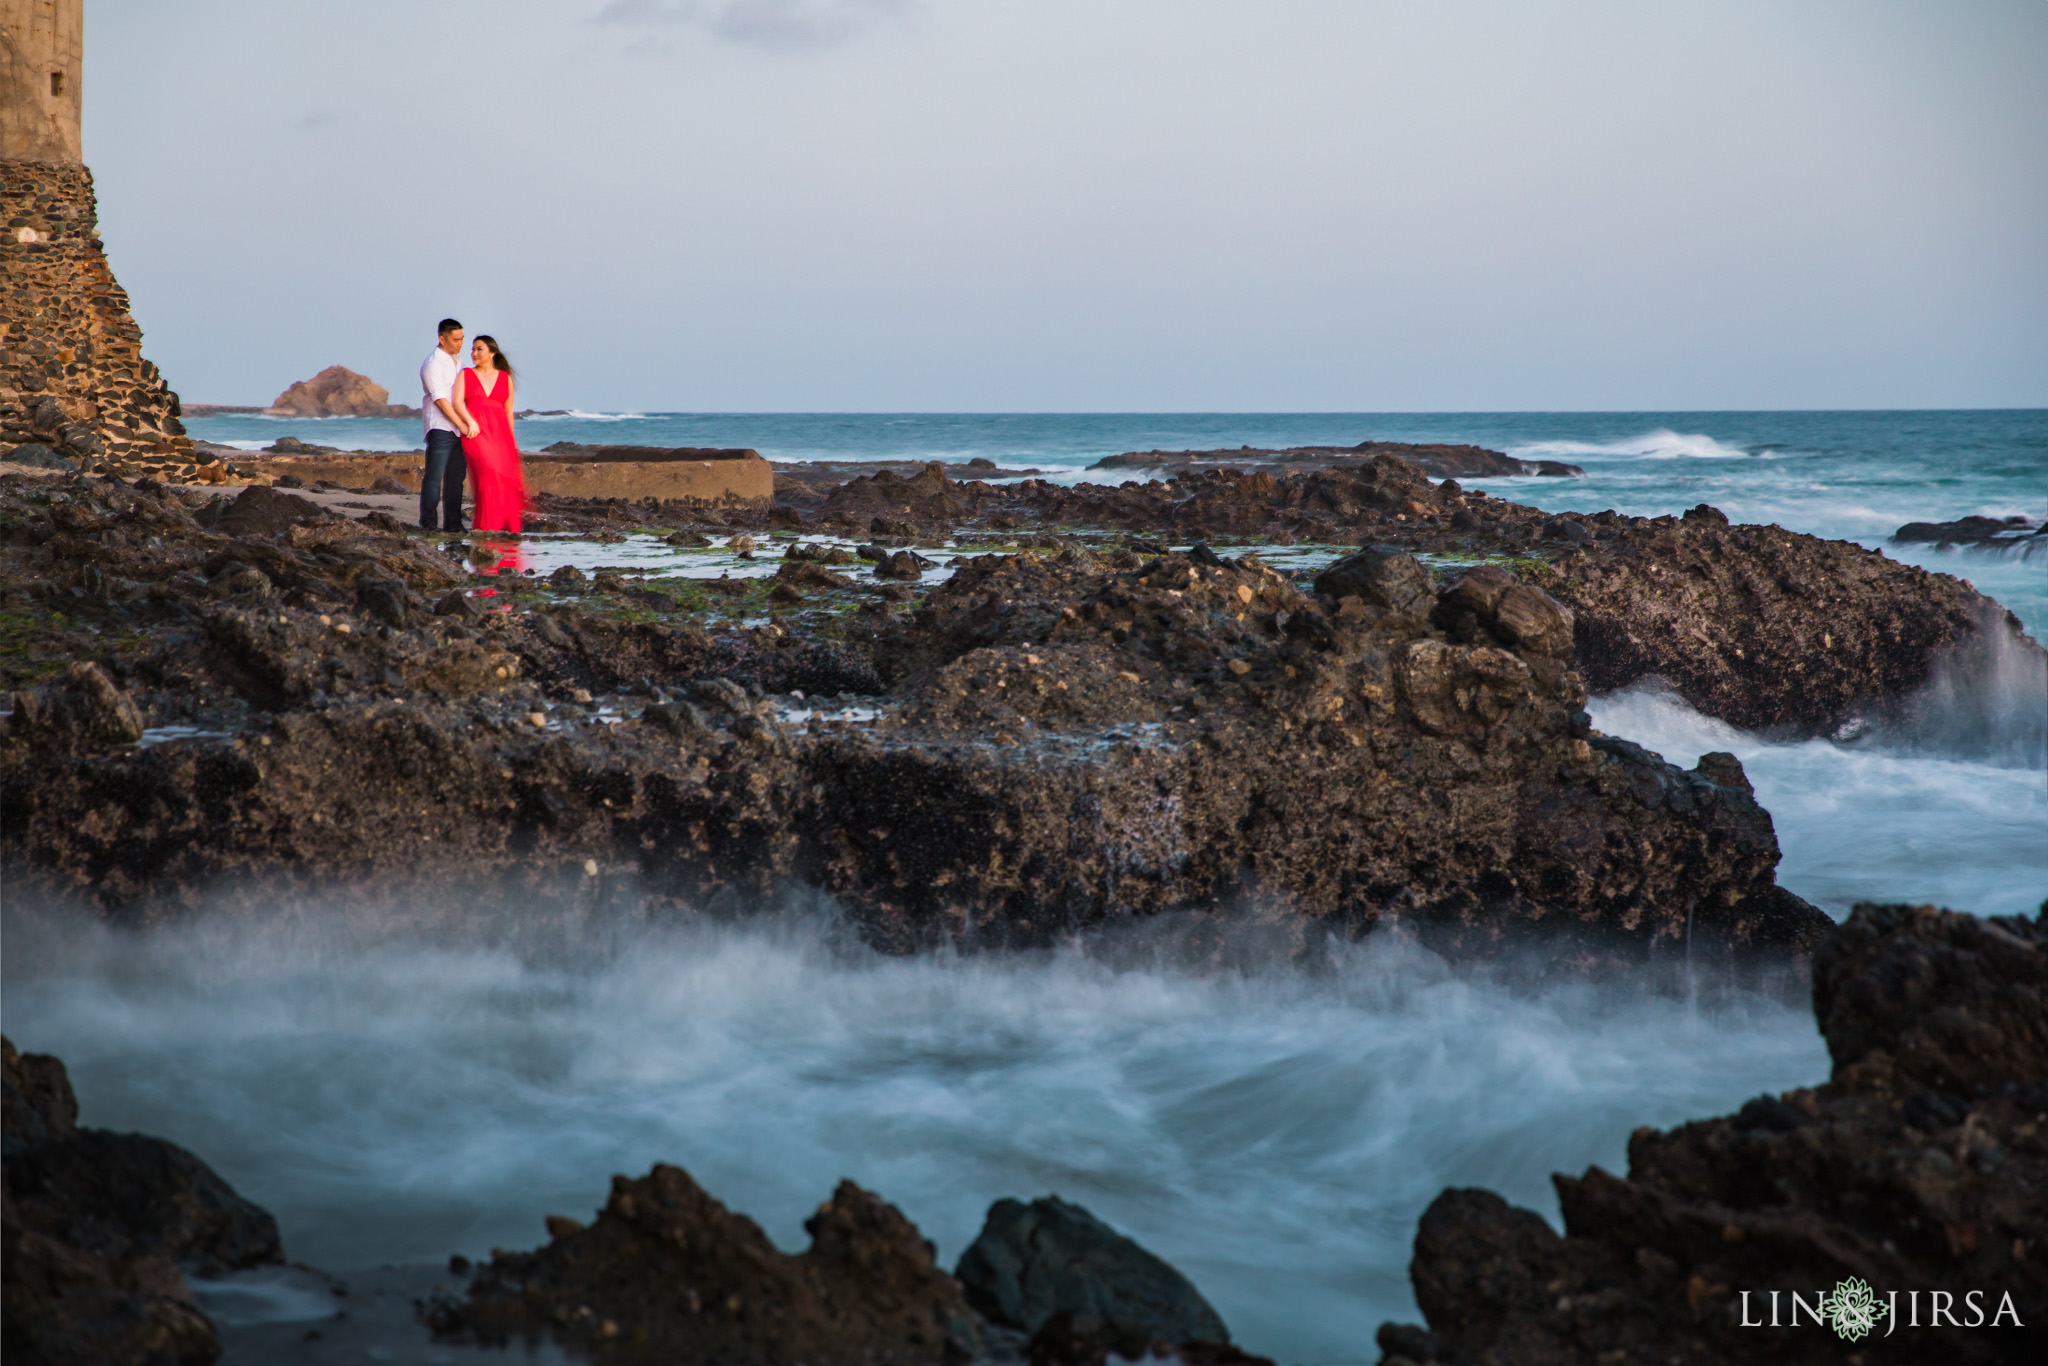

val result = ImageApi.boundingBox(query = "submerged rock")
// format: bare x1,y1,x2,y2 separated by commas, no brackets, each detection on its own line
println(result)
1375,901,2048,1365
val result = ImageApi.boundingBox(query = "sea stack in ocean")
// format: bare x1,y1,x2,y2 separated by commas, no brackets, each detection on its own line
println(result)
266,365,419,419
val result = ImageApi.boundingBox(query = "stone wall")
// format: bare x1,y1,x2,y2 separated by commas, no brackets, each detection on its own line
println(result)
1,158,200,477
1,0,83,163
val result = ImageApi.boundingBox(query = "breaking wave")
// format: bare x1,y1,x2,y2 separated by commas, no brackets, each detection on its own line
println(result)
1507,429,1765,461
1589,680,2046,920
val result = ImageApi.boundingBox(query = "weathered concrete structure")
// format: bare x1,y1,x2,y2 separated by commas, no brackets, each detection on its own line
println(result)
2,0,200,478
231,445,777,508
1,0,80,164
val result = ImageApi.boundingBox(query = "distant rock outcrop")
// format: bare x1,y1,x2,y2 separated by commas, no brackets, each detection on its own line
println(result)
267,366,418,419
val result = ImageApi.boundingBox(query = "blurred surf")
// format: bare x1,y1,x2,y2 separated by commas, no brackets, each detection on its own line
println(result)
1,906,1823,1363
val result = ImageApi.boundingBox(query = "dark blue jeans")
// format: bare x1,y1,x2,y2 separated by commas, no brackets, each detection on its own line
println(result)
420,428,466,530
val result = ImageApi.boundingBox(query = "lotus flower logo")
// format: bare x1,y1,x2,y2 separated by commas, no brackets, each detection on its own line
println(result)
1820,1276,1884,1341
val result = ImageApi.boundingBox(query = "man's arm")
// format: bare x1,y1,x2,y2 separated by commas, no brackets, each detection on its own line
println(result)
425,357,475,437
446,377,477,439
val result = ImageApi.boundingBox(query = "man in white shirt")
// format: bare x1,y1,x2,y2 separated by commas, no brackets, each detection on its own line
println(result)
419,318,474,531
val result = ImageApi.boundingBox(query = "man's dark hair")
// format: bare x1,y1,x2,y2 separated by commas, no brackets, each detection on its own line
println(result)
437,318,463,337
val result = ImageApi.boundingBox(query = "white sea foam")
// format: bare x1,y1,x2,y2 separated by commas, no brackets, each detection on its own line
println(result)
1506,429,1764,461
1589,685,2046,919
1,907,1821,1362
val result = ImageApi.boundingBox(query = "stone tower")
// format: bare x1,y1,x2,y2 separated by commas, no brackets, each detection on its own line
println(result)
1,0,82,163
3,0,201,476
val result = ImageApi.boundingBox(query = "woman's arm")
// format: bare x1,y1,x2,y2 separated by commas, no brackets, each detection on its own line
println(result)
448,374,479,439
503,376,516,445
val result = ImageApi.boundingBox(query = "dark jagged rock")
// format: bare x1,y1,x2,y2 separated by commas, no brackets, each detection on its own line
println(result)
1028,1313,1275,1366
3,1036,285,1366
7,1129,282,1273
259,435,338,455
1312,545,1436,619
817,460,979,529
0,1231,220,1366
0,1042,78,1151
1376,902,2048,1365
1526,506,2046,737
1892,515,2038,547
3,1040,283,1272
803,550,1824,960
7,661,144,752
0,464,2015,970
2,442,76,471
873,549,926,581
1813,901,2048,1096
1430,564,1574,659
445,1163,982,1365
957,1194,1230,1345
775,558,851,590
780,453,2027,743
0,470,1825,967
1087,441,1583,481
193,483,339,538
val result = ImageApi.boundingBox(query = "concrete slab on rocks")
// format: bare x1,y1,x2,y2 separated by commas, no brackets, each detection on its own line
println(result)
228,446,774,507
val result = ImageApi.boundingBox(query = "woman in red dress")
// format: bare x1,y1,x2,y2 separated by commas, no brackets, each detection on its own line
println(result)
449,334,526,534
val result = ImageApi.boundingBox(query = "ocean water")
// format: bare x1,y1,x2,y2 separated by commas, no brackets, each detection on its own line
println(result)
9,410,2041,1363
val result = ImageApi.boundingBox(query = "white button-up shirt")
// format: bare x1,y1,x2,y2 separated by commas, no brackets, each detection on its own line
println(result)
421,346,463,436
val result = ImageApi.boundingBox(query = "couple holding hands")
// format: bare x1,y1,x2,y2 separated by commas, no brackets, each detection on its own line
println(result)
418,317,526,534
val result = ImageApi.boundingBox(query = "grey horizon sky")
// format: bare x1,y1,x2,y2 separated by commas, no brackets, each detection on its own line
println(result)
85,0,2048,411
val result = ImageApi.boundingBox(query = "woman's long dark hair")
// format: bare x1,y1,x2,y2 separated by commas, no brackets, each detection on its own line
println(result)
474,334,515,380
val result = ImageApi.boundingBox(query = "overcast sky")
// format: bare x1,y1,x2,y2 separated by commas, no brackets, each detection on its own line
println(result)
85,0,2048,411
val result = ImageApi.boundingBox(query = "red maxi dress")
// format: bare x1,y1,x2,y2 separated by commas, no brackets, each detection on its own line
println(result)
459,368,526,533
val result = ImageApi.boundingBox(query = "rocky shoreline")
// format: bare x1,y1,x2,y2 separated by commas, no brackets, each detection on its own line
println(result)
3,438,2043,1361
3,444,2038,954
